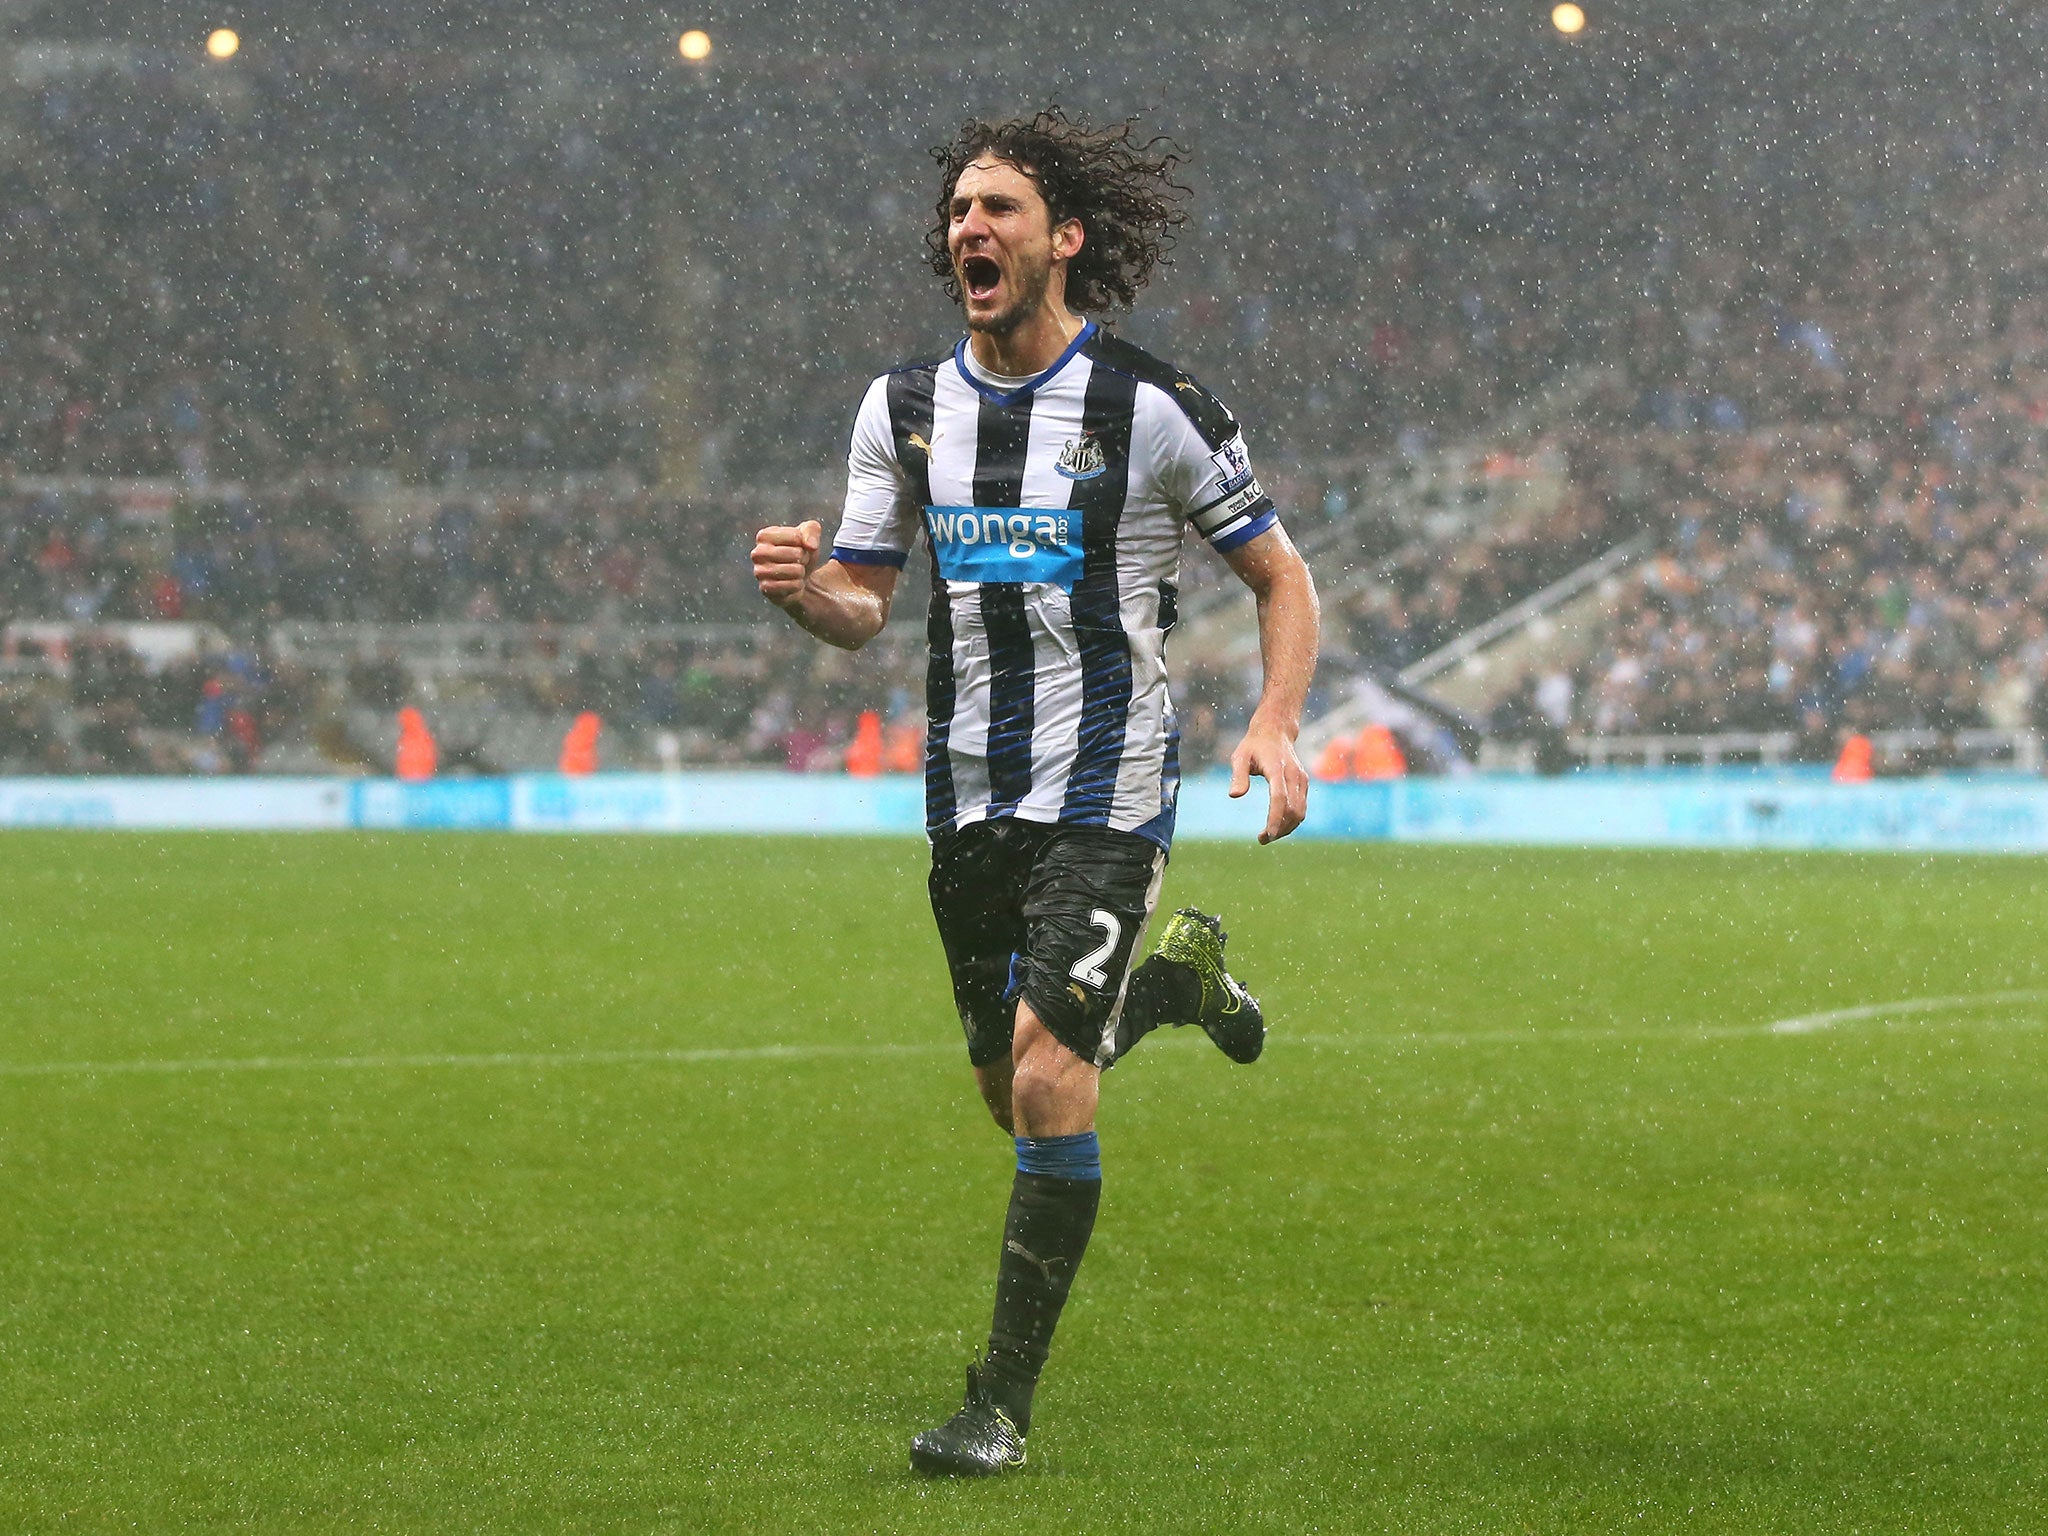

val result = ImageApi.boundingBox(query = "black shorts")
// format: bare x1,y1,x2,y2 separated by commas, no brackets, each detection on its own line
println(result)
928,817,1167,1070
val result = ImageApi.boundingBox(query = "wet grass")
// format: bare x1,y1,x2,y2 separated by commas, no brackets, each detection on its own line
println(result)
2,831,2045,1533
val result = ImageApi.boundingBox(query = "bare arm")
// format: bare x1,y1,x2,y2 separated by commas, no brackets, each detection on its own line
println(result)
751,518,898,651
1220,523,1320,843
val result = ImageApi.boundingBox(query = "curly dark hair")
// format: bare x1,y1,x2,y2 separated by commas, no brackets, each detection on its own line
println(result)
926,108,1190,314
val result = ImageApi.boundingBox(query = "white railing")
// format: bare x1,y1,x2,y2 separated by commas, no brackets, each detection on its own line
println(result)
1178,368,1608,627
1397,533,1654,688
268,619,930,672
1299,533,1653,761
1570,731,1799,767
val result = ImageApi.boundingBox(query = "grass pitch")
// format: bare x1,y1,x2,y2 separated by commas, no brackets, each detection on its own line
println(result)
2,831,2045,1533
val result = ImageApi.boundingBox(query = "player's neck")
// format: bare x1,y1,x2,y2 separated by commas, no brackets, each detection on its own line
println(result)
966,303,1085,381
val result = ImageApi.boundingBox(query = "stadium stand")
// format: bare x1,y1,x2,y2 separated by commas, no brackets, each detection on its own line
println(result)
3,22,2046,774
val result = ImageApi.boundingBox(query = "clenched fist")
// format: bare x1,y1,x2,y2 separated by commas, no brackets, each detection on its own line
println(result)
753,519,823,611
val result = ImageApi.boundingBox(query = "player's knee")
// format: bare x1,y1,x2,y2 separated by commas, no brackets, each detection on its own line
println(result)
1008,1055,1063,1127
1008,1025,1078,1125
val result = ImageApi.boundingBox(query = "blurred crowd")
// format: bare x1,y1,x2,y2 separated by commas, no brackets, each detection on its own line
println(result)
0,629,310,773
1470,165,2048,752
0,481,796,628
1544,432,2048,748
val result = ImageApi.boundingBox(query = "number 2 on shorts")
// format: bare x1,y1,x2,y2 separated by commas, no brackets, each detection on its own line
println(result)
1069,910,1122,990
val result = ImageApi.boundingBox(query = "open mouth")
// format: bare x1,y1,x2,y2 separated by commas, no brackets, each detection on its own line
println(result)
960,255,1002,301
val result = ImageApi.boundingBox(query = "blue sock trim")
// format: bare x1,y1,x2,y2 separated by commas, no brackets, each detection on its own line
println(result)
1015,1131,1101,1181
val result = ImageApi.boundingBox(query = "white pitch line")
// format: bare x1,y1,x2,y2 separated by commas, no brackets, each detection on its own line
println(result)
1766,988,2048,1034
1288,988,2048,1052
0,990,2041,1081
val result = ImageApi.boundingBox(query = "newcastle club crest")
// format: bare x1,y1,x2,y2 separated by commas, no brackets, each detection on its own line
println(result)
1054,432,1107,480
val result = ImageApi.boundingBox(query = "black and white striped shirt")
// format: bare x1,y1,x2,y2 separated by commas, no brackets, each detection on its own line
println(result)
832,321,1279,848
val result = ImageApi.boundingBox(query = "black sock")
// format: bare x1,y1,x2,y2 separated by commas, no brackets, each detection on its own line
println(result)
1110,955,1201,1061
982,1135,1102,1435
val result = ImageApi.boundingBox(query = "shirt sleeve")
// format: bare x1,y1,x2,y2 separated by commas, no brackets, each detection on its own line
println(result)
831,376,919,569
1152,386,1280,554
